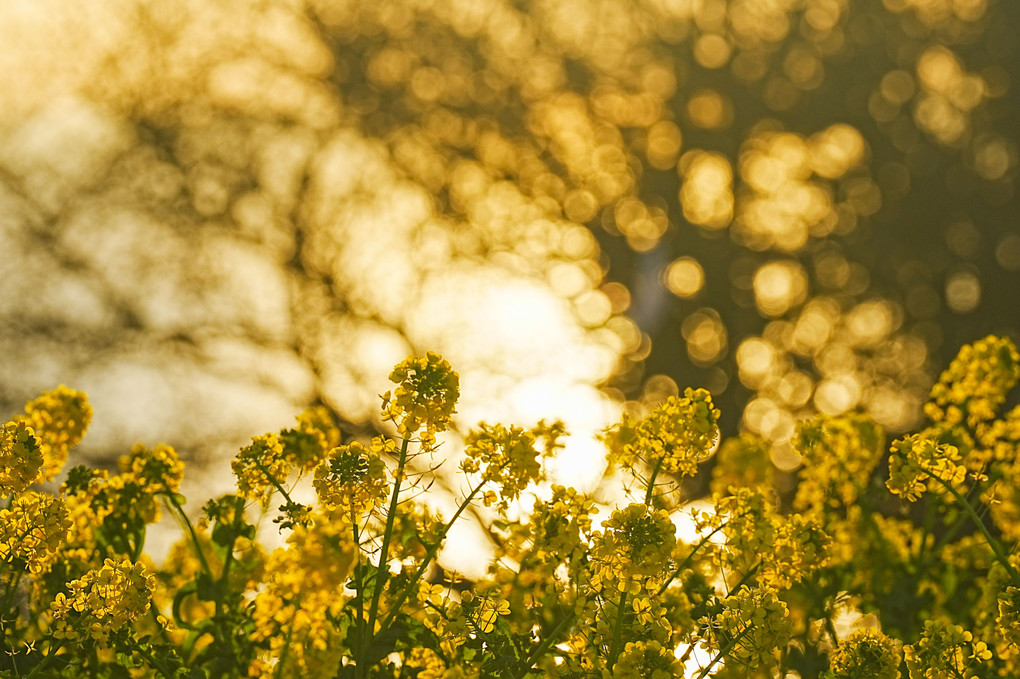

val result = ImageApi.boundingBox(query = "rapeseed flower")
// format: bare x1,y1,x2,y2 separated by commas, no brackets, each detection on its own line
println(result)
704,584,792,670
50,558,154,648
926,335,1019,431
313,439,389,519
903,620,991,679
0,420,42,495
380,351,460,446
232,433,288,506
460,421,562,509
887,434,966,502
19,385,91,482
0,490,70,574
828,627,902,679
604,388,720,481
608,640,682,679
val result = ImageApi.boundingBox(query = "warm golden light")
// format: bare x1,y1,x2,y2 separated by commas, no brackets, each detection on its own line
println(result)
665,257,705,298
753,260,809,317
679,151,733,230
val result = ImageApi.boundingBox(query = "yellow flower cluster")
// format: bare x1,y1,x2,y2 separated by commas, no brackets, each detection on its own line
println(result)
828,627,902,679
997,586,1020,650
902,620,991,679
0,490,70,574
704,584,792,670
887,434,967,501
472,595,510,634
18,385,92,483
312,439,390,520
251,518,356,679
529,484,598,562
7,342,1020,678
460,421,563,508
119,442,185,496
232,433,288,506
603,388,720,479
381,351,460,447
794,413,886,510
709,431,772,495
926,335,1020,431
607,640,682,679
50,558,154,648
0,420,42,495
590,503,677,589
278,406,341,472
403,647,447,678
761,512,832,589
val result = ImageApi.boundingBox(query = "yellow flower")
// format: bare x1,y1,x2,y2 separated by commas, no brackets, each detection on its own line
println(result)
793,412,886,510
18,386,91,483
703,585,792,670
903,621,988,679
278,406,341,471
118,442,185,495
886,434,966,502
50,558,154,648
602,388,720,480
313,439,390,519
460,421,563,509
231,433,287,506
380,351,460,440
997,586,1020,650
608,640,682,679
828,627,902,679
925,335,1020,431
590,503,676,589
473,596,510,634
0,491,70,573
0,420,43,495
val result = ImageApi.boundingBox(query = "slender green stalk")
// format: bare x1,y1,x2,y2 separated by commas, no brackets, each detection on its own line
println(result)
217,495,248,600
606,588,629,669
361,434,412,674
512,609,578,679
253,460,299,506
934,476,1020,582
24,637,65,679
162,492,214,582
350,506,365,660
644,456,666,506
130,640,177,679
695,625,753,679
379,475,490,632
656,518,733,597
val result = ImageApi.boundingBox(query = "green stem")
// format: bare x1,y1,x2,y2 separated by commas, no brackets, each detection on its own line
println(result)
162,492,214,582
695,625,753,679
217,495,248,601
351,506,365,660
378,475,490,632
131,639,177,679
656,518,734,598
606,587,629,669
254,460,299,506
24,637,65,679
361,434,412,673
644,456,666,506
934,476,1019,582
512,609,578,679
825,616,840,646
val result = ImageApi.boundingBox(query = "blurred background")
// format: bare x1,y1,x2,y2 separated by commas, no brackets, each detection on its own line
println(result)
2,0,1018,497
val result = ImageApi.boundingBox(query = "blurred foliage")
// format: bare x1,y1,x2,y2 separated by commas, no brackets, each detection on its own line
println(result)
1,0,1018,485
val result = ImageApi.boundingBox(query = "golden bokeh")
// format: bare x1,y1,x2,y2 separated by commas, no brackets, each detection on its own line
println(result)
0,0,1016,506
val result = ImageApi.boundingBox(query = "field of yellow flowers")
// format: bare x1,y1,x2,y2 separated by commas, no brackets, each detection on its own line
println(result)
4,337,1020,678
